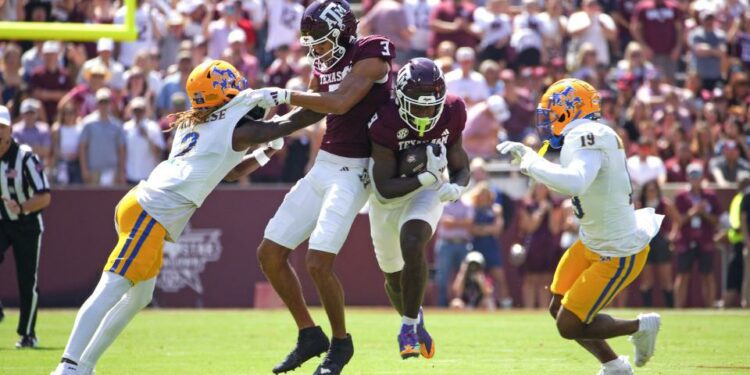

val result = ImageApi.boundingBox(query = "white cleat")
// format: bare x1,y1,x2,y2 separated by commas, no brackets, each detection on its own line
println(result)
629,312,661,367
51,362,79,375
597,356,634,375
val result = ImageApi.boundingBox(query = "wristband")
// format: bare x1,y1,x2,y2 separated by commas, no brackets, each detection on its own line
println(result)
252,147,271,167
417,171,437,187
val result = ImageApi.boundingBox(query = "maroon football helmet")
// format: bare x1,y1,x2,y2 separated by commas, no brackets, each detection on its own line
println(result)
395,58,447,136
299,0,358,72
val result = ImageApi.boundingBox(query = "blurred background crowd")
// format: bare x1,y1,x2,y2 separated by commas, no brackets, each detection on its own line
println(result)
0,0,748,309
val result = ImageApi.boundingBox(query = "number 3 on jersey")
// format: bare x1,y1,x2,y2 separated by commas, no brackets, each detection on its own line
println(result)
380,41,391,56
173,131,199,158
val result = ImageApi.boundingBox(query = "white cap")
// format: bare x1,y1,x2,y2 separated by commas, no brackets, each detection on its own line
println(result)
97,38,114,52
456,47,475,62
41,41,61,54
177,0,202,14
0,105,10,126
465,251,486,266
487,95,510,122
96,87,112,101
131,96,147,109
20,98,41,114
228,29,246,44
167,12,184,26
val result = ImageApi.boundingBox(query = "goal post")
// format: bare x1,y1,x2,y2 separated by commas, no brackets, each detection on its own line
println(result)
0,0,137,42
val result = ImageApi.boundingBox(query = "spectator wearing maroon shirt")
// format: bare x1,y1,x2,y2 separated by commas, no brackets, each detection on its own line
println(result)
674,163,721,308
29,41,72,123
498,69,535,142
630,0,683,82
429,0,478,56
665,141,701,182
59,63,111,118
613,0,639,53
518,183,561,309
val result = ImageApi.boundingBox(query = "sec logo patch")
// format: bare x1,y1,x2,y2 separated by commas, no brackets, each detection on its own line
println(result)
397,128,409,140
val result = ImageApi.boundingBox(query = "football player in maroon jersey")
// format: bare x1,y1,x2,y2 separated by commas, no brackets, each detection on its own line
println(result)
250,1,397,374
367,58,470,359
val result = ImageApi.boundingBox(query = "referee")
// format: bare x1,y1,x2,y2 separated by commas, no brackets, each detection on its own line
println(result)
0,105,51,349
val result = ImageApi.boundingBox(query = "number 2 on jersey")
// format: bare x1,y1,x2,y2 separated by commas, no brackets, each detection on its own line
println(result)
173,131,199,158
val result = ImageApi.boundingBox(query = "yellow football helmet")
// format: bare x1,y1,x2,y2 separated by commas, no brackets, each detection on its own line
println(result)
186,60,247,109
537,78,600,148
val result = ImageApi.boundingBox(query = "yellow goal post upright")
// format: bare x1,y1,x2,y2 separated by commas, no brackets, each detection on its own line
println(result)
0,0,137,42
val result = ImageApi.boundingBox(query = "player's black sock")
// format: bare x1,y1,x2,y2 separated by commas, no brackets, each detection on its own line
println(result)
60,358,78,365
640,288,653,307
663,290,675,308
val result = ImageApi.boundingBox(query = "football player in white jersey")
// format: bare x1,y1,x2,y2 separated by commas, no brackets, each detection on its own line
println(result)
498,79,664,375
51,60,324,375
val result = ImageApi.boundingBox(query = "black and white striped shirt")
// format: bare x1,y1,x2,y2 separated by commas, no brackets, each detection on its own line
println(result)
0,141,50,221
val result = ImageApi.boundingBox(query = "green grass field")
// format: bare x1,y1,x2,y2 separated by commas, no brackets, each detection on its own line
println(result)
1,308,749,374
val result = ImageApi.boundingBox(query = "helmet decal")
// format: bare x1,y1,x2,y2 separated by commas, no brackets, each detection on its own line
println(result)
186,60,246,109
211,66,241,92
536,78,601,149
319,1,347,30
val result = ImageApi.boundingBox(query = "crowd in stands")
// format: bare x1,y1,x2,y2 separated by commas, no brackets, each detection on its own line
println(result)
0,0,748,308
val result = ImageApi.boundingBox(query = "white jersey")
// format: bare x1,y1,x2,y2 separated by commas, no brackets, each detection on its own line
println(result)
136,98,250,241
530,120,663,257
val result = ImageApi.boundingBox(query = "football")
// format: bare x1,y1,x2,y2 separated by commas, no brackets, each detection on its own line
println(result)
398,143,441,177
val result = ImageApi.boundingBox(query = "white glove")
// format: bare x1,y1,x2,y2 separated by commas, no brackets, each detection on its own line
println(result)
497,141,538,175
267,137,284,150
253,87,291,108
418,144,447,187
437,182,465,202
497,141,532,160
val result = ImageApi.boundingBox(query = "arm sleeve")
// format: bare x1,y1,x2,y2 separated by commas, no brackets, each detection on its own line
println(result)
526,149,603,196
23,154,50,193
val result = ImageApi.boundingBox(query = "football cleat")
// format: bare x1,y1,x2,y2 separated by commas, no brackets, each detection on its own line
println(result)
272,326,330,374
313,334,353,375
596,356,634,375
51,362,79,375
629,312,661,367
398,324,420,359
16,334,37,349
416,307,435,359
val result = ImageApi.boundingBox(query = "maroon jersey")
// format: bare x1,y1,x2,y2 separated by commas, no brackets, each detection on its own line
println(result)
674,189,720,252
632,0,682,54
368,93,466,153
314,35,395,158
